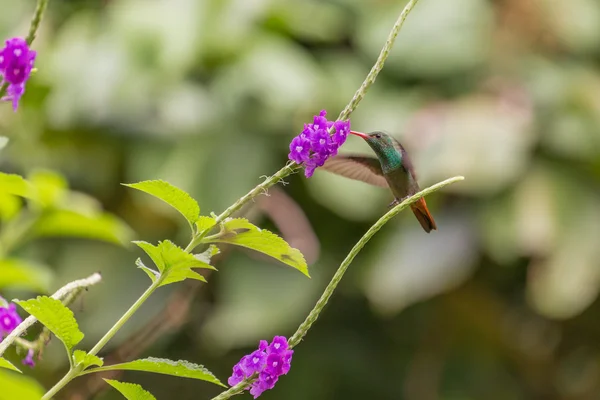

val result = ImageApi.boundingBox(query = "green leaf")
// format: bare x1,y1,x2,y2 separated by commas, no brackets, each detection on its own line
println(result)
124,180,200,225
104,379,157,400
0,259,52,292
196,216,216,234
31,210,132,245
15,296,84,351
0,193,22,220
0,173,33,198
73,350,103,369
0,358,21,373
91,357,225,387
0,369,44,400
134,240,214,286
208,218,309,277
28,170,68,208
135,258,158,283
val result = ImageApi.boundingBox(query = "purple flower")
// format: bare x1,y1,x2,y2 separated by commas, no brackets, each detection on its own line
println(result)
227,336,294,397
0,303,22,338
228,364,245,386
264,353,284,376
241,350,267,375
22,349,35,367
0,37,36,111
288,110,351,178
267,336,288,355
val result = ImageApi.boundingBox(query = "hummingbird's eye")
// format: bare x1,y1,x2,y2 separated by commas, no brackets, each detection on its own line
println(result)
374,133,381,139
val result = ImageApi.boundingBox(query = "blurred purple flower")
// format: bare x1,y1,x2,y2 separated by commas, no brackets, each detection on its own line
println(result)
22,349,35,367
0,37,36,111
227,336,294,398
288,110,350,178
0,302,22,338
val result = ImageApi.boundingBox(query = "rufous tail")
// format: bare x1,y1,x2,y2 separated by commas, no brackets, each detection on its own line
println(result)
410,197,437,233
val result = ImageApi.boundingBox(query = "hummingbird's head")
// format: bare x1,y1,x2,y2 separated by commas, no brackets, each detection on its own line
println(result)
350,130,395,152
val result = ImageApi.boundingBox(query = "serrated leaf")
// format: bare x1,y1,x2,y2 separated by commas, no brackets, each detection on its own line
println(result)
0,173,33,198
0,358,20,373
91,357,225,387
73,350,103,369
134,240,214,286
15,296,84,351
31,210,132,245
196,216,216,234
0,369,44,400
104,379,157,400
135,258,158,283
0,259,52,292
207,218,309,277
124,180,200,225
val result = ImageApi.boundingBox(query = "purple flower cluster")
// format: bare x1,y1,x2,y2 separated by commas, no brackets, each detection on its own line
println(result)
288,110,350,178
228,336,294,398
0,302,22,338
0,37,36,111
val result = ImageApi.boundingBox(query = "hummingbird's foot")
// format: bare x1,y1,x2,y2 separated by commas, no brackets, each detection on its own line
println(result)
388,199,400,208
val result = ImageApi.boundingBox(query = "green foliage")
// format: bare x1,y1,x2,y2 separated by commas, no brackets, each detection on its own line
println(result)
0,173,33,198
134,240,215,286
0,259,52,292
124,180,200,227
104,380,157,400
0,357,20,373
15,296,84,351
196,216,217,234
73,350,103,369
28,170,68,208
135,258,159,283
0,193,21,220
207,218,309,277
90,357,225,387
0,369,45,400
32,210,131,245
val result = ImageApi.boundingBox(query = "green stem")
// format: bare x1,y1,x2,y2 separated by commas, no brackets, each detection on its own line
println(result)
0,0,49,99
211,377,256,400
87,279,160,357
288,176,463,347
335,0,421,122
193,1,422,252
40,279,161,399
26,0,49,45
41,367,79,400
0,273,102,357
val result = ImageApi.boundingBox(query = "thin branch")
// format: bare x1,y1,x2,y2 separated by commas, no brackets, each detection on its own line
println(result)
0,272,102,356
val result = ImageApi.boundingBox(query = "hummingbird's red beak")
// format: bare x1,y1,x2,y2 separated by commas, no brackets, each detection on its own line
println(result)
350,130,369,139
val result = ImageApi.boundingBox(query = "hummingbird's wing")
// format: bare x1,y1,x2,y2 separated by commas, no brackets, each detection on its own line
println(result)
321,155,388,187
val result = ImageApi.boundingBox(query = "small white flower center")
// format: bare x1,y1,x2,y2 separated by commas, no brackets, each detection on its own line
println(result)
0,56,4,63
272,361,278,367
2,316,11,326
13,68,21,76
252,357,259,364
295,146,303,152
274,343,280,349
319,139,326,145
13,49,22,57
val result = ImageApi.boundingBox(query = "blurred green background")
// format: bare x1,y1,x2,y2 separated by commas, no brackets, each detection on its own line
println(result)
2,0,600,398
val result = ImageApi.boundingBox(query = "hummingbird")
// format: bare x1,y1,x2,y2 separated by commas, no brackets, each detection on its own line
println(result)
322,130,437,233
